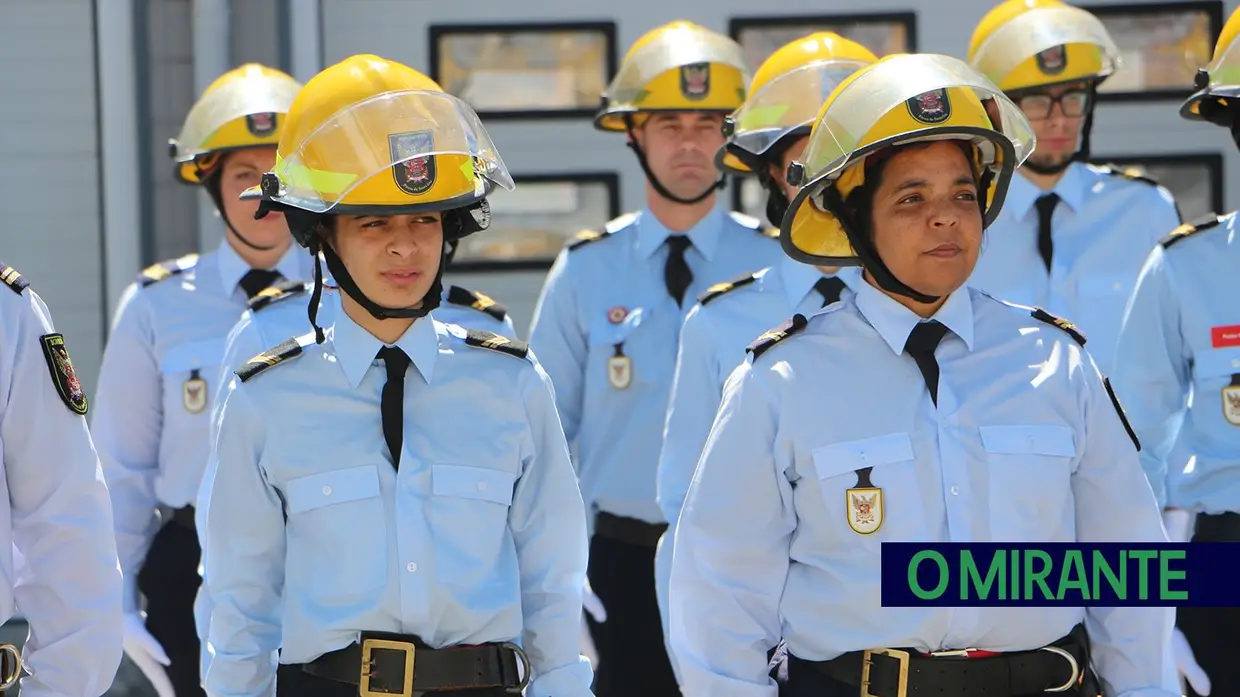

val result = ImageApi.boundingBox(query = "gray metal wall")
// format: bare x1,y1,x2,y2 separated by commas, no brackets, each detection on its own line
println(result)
0,0,107,389
320,0,1240,336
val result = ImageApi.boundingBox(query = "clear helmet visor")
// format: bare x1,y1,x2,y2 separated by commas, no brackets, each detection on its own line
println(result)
172,71,302,161
1207,34,1240,86
798,54,1036,184
970,5,1120,86
605,28,751,108
728,59,872,157
265,90,514,213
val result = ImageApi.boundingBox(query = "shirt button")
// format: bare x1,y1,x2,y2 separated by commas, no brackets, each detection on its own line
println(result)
950,486,960,496
859,452,867,462
406,562,418,573
477,481,488,492
322,485,333,496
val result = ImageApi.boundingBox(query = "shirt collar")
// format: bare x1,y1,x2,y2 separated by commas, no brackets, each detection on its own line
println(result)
1005,161,1088,221
779,256,830,310
633,206,725,261
852,277,975,356
215,239,310,297
329,292,439,388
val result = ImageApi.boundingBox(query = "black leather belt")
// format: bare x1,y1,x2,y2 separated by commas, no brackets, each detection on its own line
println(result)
169,505,195,530
298,632,530,696
593,511,666,548
1195,511,1240,542
794,625,1090,697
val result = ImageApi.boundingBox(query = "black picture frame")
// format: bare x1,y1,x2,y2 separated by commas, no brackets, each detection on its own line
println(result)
730,177,769,226
728,12,918,69
1097,152,1225,220
450,172,621,272
427,21,618,120
1080,1,1223,103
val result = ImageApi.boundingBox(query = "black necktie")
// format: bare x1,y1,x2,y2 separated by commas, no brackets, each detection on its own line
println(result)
238,269,284,299
377,346,411,469
813,276,846,308
904,320,951,407
664,235,694,307
1034,193,1060,274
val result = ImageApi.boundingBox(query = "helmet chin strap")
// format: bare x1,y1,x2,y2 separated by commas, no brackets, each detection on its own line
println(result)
201,167,283,252
623,116,724,206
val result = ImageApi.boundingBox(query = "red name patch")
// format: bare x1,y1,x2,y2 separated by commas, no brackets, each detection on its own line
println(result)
1212,325,1240,348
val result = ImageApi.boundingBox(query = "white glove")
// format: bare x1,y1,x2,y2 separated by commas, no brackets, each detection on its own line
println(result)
1172,628,1211,696
583,579,607,624
123,613,176,697
1163,508,1192,543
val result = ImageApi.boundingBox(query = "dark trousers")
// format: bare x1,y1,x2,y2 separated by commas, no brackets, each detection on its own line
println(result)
1178,512,1240,697
137,521,204,697
275,664,511,697
585,533,680,697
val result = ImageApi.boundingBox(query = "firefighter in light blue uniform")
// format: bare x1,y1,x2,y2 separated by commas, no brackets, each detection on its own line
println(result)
670,54,1176,697
91,64,310,697
964,0,1182,375
651,32,876,676
528,20,782,697
1110,11,1240,695
0,263,124,697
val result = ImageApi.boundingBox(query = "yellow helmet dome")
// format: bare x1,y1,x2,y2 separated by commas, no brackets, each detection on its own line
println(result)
595,21,750,132
169,63,302,184
720,31,878,175
780,53,1035,267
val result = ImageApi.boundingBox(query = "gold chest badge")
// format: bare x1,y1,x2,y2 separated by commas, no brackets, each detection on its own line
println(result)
1223,383,1240,426
846,466,884,535
608,344,632,390
183,369,208,414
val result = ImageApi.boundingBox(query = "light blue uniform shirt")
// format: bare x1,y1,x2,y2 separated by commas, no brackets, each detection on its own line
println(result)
91,240,311,611
1112,212,1240,513
653,258,859,661
968,163,1181,375
195,282,519,669
528,207,784,524
669,279,1175,697
0,270,124,697
202,295,592,697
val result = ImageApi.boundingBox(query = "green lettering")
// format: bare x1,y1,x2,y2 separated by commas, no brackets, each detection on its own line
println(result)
909,551,949,599
1159,550,1188,601
1056,550,1090,601
1130,550,1158,600
962,549,1004,600
1009,546,1019,600
1092,550,1127,600
1023,550,1054,600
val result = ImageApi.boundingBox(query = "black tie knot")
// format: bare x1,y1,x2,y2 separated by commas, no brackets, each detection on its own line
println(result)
813,276,846,308
377,346,411,380
664,235,694,307
1034,193,1060,274
239,269,284,299
904,320,950,408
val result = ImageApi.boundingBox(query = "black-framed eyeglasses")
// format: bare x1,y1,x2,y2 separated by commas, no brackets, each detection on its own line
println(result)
1017,90,1092,120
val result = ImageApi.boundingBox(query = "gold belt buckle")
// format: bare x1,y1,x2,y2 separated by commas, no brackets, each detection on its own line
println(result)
0,643,21,691
861,647,909,697
359,638,415,697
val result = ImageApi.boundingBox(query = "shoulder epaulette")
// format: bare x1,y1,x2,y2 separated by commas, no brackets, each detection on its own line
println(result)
746,314,809,361
445,285,507,321
1159,212,1223,249
760,226,780,239
138,253,199,287
463,329,530,361
698,271,760,306
1030,307,1086,347
727,211,762,231
1099,164,1160,188
0,263,29,295
567,212,638,252
236,337,304,383
248,280,310,313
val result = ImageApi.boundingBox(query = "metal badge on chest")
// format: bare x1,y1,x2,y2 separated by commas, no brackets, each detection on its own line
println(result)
183,369,208,414
606,306,632,390
847,467,884,535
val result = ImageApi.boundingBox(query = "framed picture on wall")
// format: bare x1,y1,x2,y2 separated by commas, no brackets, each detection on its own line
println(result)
428,21,618,119
1096,153,1224,221
728,12,917,73
1080,1,1223,102
450,173,621,271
